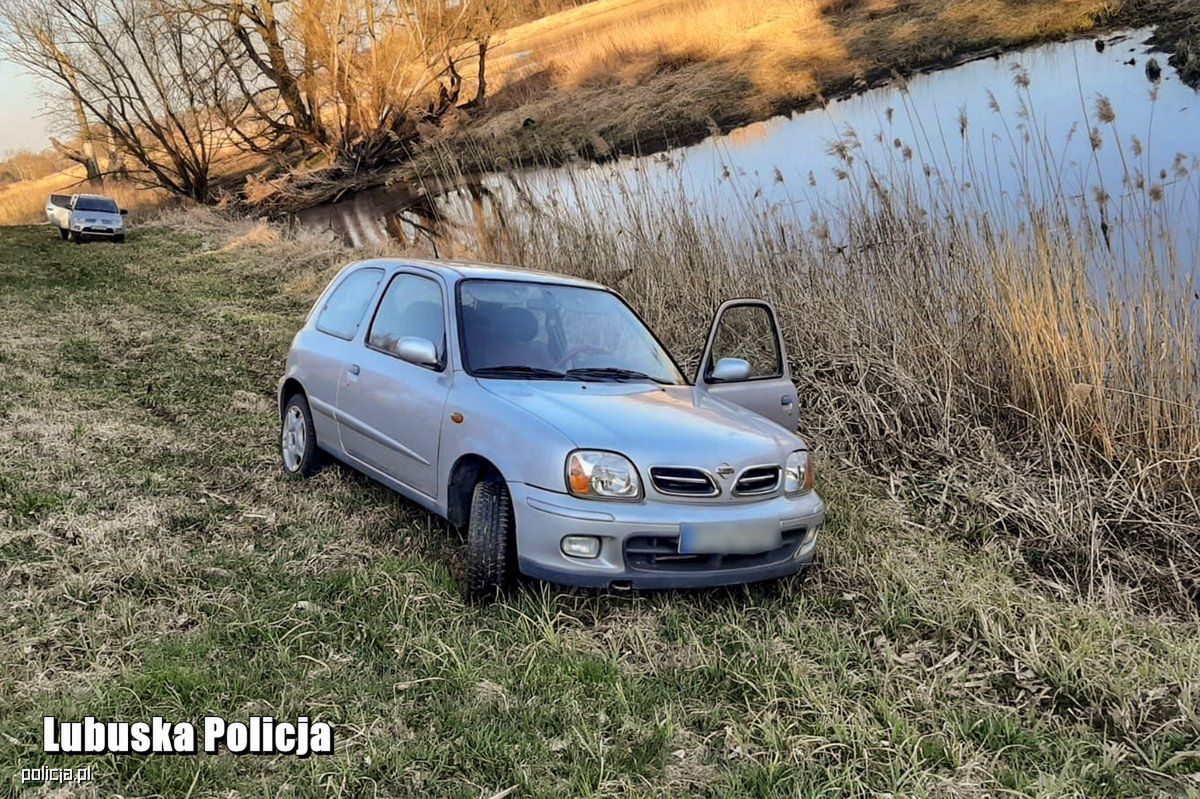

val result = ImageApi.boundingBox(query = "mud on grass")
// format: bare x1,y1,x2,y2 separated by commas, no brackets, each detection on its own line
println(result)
1,224,1198,796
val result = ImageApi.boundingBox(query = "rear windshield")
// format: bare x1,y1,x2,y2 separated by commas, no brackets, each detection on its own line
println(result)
75,197,119,213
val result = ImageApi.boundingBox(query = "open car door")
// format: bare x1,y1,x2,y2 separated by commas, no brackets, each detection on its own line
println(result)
694,299,798,431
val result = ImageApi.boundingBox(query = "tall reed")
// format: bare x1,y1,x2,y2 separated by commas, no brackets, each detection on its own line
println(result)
420,91,1200,614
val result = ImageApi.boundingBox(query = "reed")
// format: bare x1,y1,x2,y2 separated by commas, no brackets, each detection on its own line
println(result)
422,93,1200,613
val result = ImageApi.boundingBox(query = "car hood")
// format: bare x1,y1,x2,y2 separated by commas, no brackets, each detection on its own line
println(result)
478,379,801,468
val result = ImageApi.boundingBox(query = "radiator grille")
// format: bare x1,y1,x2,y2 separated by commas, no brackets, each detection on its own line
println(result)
734,466,781,496
649,467,718,497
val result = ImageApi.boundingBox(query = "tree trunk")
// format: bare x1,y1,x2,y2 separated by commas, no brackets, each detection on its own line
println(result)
66,77,102,180
473,37,490,107
49,136,101,181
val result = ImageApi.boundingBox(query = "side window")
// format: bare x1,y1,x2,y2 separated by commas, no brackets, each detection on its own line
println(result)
368,273,446,365
315,268,384,340
706,304,782,379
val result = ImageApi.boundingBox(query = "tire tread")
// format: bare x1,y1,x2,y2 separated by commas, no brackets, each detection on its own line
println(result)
465,479,515,602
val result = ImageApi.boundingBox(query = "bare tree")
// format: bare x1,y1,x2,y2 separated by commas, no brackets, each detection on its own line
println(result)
2,0,514,201
183,0,505,163
193,0,328,151
2,0,237,200
0,147,68,184
460,0,511,108
49,76,103,181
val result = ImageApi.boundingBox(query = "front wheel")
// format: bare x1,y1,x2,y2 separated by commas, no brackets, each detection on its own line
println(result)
114,234,125,244
280,394,320,477
464,478,516,603
58,227,68,240
68,230,81,244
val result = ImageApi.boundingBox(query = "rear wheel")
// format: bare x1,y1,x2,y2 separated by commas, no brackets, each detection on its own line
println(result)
280,393,321,477
464,478,516,603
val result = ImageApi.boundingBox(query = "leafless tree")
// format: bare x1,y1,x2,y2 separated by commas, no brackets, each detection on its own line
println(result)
2,0,238,200
459,0,511,108
0,147,68,184
2,0,516,200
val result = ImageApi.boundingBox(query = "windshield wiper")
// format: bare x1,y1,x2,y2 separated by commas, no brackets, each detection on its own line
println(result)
473,365,577,380
566,367,670,384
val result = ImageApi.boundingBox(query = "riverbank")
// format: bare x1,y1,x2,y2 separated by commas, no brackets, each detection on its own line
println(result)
438,0,1117,172
249,0,1200,213
2,220,1198,795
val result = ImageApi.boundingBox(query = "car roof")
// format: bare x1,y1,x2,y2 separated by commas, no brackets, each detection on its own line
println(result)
75,193,116,201
351,258,608,291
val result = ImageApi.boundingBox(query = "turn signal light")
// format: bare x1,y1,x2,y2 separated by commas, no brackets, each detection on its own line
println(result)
569,459,591,493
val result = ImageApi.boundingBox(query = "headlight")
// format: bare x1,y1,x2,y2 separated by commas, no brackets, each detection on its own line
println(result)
784,450,813,494
565,450,641,500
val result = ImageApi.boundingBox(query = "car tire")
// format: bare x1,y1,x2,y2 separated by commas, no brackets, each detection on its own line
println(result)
58,227,68,240
464,478,516,603
280,393,321,478
69,230,81,244
114,234,125,244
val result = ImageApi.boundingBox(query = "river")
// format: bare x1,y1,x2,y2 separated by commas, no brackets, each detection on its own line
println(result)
299,28,1200,277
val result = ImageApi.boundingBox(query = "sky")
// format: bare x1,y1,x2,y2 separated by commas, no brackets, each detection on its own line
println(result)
0,57,54,153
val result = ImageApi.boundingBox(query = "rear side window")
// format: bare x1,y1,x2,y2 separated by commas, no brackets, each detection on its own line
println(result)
368,273,446,365
315,268,384,340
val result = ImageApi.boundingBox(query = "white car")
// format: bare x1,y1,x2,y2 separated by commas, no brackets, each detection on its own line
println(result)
46,193,127,243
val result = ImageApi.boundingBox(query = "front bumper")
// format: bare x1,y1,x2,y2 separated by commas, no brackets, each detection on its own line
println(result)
510,483,824,589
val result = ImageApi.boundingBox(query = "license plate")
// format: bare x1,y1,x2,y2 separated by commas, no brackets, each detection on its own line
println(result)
678,518,781,555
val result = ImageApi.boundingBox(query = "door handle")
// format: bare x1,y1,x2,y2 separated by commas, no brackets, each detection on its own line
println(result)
348,364,361,376
781,395,794,407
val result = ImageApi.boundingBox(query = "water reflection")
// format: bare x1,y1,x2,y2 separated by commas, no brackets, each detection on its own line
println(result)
302,28,1200,280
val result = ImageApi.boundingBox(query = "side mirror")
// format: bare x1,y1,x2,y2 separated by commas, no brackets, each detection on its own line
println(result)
394,336,439,367
710,357,751,383
120,209,129,215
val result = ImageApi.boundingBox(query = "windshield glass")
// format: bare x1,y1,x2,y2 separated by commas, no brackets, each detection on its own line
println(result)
75,197,119,213
458,279,685,384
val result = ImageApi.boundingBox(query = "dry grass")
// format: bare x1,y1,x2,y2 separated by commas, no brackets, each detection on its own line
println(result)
503,0,850,102
495,0,1114,94
423,108,1200,614
443,0,1119,169
0,166,179,226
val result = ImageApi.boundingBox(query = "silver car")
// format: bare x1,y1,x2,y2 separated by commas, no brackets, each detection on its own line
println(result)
278,259,824,600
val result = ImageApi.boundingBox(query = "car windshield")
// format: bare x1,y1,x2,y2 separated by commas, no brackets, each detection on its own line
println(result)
75,197,118,213
458,279,685,384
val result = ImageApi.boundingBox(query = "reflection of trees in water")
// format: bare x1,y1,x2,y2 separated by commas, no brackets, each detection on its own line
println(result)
379,176,510,257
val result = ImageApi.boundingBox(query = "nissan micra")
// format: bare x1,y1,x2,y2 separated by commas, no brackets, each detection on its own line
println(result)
279,259,824,600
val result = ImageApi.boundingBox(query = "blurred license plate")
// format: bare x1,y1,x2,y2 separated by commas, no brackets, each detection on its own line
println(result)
678,519,781,555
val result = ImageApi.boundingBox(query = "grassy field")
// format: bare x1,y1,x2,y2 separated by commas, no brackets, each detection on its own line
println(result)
1,220,1199,796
